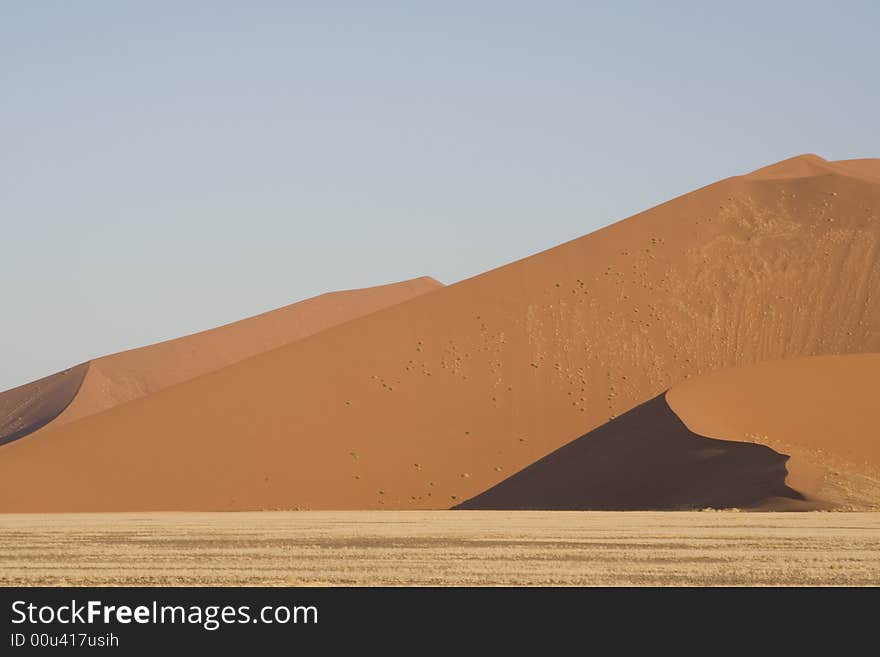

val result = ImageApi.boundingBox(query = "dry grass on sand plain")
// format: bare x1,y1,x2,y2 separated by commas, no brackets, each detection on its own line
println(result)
1,511,878,586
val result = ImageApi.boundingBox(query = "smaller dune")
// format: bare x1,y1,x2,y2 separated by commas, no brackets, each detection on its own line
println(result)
457,395,803,510
667,354,880,509
461,354,880,511
0,276,441,446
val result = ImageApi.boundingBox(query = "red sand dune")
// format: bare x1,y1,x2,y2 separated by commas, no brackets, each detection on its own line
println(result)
1,154,879,511
0,277,441,446
667,354,880,509
459,354,880,510
457,394,803,510
831,158,880,184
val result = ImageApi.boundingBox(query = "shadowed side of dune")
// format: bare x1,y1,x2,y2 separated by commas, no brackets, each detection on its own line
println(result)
457,394,804,510
665,353,880,510
0,363,89,447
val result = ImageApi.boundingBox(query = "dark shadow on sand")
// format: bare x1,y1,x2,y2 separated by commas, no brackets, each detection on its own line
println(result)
457,394,804,510
0,362,89,447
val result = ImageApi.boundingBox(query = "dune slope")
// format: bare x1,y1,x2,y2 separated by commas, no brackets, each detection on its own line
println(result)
0,277,441,446
1,155,879,511
667,354,880,509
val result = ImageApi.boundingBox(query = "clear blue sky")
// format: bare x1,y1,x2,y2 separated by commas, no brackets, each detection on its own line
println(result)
2,1,878,390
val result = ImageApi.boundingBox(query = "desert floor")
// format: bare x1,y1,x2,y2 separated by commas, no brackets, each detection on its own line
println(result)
1,511,878,586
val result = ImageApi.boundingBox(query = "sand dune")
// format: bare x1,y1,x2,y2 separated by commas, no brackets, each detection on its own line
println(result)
832,158,880,183
0,277,441,446
457,395,803,510
461,354,880,510
1,155,879,511
667,354,880,509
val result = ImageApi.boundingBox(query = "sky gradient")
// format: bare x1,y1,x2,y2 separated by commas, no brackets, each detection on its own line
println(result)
2,1,878,390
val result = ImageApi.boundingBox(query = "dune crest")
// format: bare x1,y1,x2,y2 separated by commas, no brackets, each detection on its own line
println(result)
462,354,880,510
744,154,880,183
667,354,880,509
457,395,805,510
0,364,89,447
